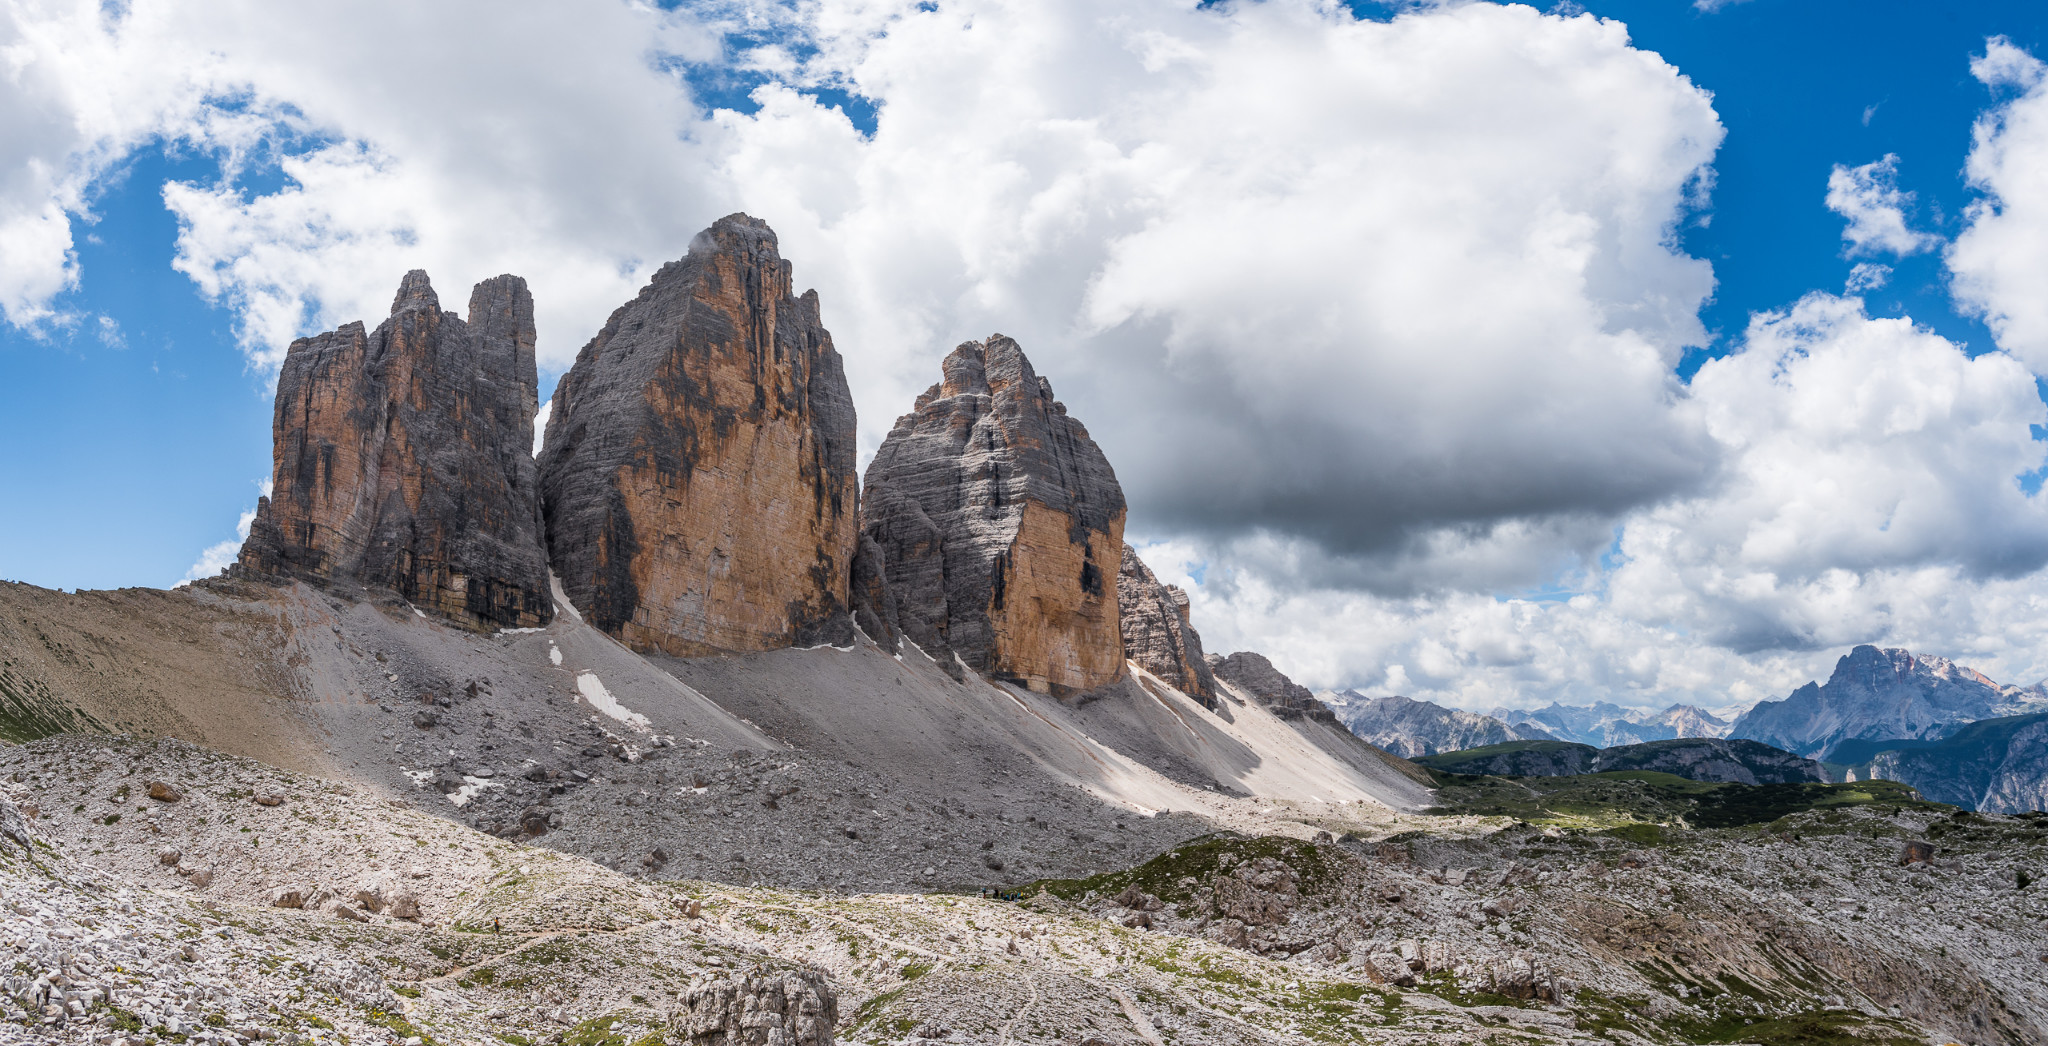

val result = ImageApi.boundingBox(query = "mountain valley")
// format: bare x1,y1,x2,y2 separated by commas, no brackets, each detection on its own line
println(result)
3,216,2046,1046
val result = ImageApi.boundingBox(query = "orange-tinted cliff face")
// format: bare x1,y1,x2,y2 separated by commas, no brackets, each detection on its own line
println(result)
236,271,551,630
538,215,859,655
859,336,1127,696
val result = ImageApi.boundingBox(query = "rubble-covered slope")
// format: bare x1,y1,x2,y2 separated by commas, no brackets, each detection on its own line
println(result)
10,734,2047,1046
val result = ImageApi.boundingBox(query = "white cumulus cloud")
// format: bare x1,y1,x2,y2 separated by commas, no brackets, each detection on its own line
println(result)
1162,295,2048,706
1825,154,1937,257
1950,37,2048,369
16,3,2048,712
179,477,271,583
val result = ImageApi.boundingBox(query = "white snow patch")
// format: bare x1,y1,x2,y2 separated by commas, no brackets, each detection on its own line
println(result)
576,672,651,731
402,769,434,789
548,575,583,621
499,626,545,635
448,776,504,807
549,643,563,667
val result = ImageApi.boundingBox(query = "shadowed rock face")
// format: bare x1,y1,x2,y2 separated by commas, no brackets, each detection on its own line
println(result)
236,271,550,630
1117,544,1216,708
859,335,1126,696
539,214,859,655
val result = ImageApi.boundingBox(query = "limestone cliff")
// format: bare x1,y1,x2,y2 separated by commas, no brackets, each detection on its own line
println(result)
538,214,859,655
860,336,1126,695
1116,545,1215,707
236,271,550,629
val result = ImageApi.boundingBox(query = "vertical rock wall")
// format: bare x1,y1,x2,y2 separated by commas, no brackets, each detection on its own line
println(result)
860,336,1126,695
538,215,859,655
1117,545,1217,707
236,271,551,630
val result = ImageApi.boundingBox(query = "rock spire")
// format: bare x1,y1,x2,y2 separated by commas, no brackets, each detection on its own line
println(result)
236,271,551,630
1116,545,1216,707
538,214,859,655
859,335,1126,695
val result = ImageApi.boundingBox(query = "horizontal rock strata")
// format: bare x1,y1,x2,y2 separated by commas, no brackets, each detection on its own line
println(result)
236,271,550,629
860,335,1126,695
539,214,859,655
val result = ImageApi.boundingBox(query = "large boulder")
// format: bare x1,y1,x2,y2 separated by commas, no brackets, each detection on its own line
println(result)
1116,544,1216,707
236,271,551,629
859,335,1126,695
676,968,836,1046
539,215,859,655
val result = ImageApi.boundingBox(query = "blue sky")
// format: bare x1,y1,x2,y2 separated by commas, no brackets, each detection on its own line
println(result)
8,0,2048,706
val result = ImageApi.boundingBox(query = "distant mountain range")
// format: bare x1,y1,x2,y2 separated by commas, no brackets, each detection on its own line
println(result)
1319,692,1553,757
1728,645,2048,762
1488,700,1731,747
1324,643,2048,813
1323,691,1731,757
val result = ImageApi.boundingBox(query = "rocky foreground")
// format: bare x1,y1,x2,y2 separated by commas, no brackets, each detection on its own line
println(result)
7,734,2046,1046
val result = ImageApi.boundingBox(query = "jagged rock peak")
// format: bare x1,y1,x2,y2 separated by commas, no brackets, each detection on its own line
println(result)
1208,651,1342,726
859,334,1127,696
1730,643,2048,759
539,213,859,656
1116,544,1215,707
235,270,550,630
392,269,439,313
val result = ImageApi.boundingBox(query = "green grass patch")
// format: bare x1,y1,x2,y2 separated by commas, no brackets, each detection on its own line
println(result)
1425,769,1949,831
1027,833,1341,907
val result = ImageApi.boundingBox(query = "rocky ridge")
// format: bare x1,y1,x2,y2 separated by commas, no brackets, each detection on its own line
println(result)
1208,651,1347,729
235,271,551,630
1328,693,1554,758
539,214,860,656
1851,712,2048,813
1732,645,2048,760
858,335,1126,696
1489,701,1731,748
1415,738,1827,785
1116,544,1217,707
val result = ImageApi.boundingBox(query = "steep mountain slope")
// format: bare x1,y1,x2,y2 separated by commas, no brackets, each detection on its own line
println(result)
1732,645,2048,759
0,569,1434,894
1326,692,1552,757
1845,712,2048,813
